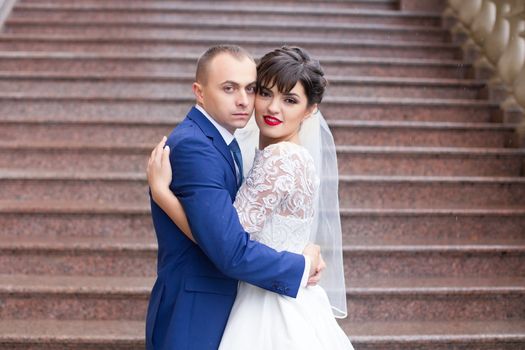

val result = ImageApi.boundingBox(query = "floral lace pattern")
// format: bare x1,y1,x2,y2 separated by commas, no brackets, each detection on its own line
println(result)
234,142,319,253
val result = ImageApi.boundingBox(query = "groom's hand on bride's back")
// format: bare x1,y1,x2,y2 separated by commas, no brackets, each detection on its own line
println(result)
302,243,326,286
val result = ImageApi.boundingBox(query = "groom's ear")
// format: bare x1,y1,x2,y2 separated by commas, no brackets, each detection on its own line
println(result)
193,82,205,106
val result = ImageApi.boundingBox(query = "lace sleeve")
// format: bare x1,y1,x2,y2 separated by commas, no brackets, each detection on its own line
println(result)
234,142,317,234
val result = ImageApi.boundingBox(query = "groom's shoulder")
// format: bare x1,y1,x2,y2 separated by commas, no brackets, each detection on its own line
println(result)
167,117,211,150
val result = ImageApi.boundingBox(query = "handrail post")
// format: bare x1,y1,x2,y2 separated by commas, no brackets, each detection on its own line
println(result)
0,0,17,32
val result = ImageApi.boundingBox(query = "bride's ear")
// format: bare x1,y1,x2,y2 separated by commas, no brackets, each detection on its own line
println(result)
303,103,318,121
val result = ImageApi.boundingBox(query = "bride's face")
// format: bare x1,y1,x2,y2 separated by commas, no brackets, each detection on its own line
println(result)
255,81,316,147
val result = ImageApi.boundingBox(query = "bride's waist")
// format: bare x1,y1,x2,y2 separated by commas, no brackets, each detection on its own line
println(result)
250,215,312,253
249,241,307,254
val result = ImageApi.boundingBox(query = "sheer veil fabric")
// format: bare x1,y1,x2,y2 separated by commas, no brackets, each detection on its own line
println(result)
235,110,347,319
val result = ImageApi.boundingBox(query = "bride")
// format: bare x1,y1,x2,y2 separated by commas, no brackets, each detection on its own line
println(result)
148,46,354,349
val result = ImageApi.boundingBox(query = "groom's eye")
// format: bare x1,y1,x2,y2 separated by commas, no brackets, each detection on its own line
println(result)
246,85,256,94
223,85,234,93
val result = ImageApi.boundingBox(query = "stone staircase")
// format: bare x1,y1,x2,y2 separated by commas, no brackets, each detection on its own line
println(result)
0,0,524,349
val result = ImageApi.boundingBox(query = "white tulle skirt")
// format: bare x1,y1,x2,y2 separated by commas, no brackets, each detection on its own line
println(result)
218,282,354,350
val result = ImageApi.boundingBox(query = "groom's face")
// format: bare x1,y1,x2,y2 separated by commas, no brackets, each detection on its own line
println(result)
193,53,257,134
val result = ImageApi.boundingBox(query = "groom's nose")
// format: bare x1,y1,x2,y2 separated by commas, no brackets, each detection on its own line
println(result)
235,90,249,108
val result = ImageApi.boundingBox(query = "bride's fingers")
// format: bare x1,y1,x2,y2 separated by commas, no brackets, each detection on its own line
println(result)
149,141,161,166
153,137,166,166
162,145,170,168
148,145,157,169
154,144,162,166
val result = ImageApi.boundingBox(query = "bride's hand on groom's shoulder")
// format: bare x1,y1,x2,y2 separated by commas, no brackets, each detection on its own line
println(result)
147,136,172,201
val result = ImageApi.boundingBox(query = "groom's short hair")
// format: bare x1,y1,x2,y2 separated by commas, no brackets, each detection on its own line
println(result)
195,45,254,85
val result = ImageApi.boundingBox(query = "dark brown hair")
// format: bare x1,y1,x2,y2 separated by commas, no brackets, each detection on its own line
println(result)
256,46,327,106
195,45,254,85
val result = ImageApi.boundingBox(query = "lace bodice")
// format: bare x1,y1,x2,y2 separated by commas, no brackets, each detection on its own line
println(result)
234,142,320,254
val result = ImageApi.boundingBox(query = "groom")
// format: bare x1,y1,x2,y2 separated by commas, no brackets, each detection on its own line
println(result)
145,45,324,350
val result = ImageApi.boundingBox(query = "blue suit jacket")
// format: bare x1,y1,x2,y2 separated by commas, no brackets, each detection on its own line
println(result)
145,107,306,350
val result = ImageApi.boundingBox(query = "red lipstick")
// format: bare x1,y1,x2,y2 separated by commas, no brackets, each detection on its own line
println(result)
263,115,282,126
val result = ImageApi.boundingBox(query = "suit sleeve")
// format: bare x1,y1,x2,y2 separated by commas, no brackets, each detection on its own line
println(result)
169,136,305,298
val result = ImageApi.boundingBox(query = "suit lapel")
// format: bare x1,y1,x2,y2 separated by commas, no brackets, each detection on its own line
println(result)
187,107,236,178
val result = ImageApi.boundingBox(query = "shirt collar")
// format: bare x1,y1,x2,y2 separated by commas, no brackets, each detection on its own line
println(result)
195,104,235,146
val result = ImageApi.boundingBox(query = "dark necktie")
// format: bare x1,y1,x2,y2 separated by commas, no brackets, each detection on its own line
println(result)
228,138,244,187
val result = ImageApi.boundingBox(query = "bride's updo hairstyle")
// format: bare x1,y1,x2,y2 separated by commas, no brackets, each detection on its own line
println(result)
256,46,327,107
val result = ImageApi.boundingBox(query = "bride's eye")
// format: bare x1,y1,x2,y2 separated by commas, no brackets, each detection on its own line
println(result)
284,98,298,104
259,89,271,98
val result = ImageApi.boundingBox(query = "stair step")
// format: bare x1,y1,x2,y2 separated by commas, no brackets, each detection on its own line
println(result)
341,208,525,244
0,72,485,100
0,319,144,350
1,319,523,350
0,52,472,79
0,274,523,322
330,120,516,148
0,171,149,204
0,118,515,148
0,95,498,123
339,176,525,208
1,171,525,208
0,200,153,239
0,235,523,278
347,276,525,293
0,143,153,173
17,0,400,11
325,97,498,123
0,118,177,145
344,320,525,350
1,202,524,242
0,142,522,176
0,34,461,59
4,19,448,42
11,4,441,26
0,236,157,277
345,242,525,279
344,276,525,322
337,146,525,176
330,76,484,99
2,172,525,208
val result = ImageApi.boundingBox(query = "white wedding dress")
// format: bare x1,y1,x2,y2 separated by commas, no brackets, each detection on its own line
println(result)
218,141,354,350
